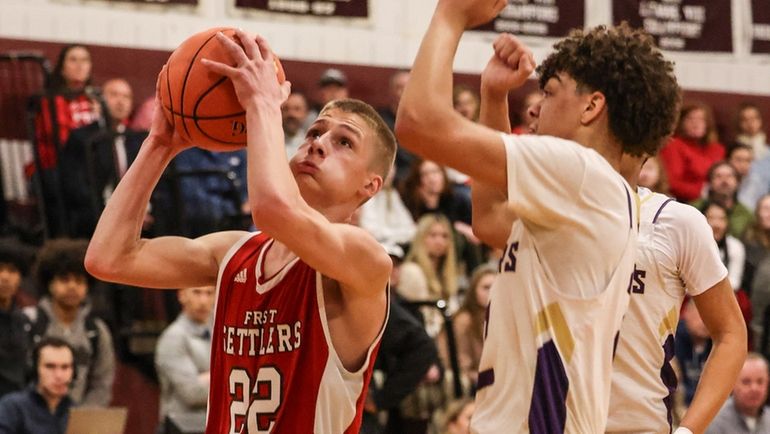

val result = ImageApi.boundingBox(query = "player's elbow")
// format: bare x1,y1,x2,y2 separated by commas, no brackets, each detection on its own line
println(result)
84,241,117,281
250,195,299,235
394,106,424,152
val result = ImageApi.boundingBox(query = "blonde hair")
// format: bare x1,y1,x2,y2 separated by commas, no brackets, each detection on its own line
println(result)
405,214,458,299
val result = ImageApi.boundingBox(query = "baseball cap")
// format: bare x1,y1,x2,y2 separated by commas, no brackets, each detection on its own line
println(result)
318,68,348,87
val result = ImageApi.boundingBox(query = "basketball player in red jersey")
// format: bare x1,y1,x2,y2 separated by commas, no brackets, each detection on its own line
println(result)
85,30,396,433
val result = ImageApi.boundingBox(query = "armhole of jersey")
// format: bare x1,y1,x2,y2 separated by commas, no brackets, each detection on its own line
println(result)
315,274,390,378
212,231,261,317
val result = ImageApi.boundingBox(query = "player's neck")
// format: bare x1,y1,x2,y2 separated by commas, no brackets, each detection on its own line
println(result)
575,129,623,172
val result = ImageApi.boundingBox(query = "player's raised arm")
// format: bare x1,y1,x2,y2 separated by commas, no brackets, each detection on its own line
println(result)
395,0,533,191
85,89,245,289
202,31,391,298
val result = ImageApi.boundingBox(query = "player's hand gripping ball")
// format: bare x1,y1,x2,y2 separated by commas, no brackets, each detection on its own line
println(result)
158,27,286,151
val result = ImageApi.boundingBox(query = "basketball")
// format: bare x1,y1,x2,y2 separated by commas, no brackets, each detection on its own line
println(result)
158,27,286,151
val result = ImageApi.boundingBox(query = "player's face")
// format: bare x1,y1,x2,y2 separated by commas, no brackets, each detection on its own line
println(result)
757,196,770,230
0,263,20,303
424,222,451,259
62,46,91,88
529,74,588,142
739,107,763,136
733,359,769,413
290,110,380,211
49,273,88,310
475,273,494,307
729,148,754,179
521,91,543,129
103,80,133,123
681,108,708,141
37,346,74,399
419,161,445,195
709,165,738,196
705,205,728,242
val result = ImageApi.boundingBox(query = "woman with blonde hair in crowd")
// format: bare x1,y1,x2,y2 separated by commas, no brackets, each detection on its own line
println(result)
435,398,475,434
399,213,459,337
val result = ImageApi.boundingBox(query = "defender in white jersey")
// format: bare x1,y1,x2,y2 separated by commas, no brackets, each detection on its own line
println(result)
434,27,681,432
607,161,747,434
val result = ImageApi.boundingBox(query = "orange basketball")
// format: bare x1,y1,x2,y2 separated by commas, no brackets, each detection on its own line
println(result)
158,27,286,151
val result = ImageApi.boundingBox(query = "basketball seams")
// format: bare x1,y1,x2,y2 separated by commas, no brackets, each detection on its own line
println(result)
193,75,247,145
179,31,221,142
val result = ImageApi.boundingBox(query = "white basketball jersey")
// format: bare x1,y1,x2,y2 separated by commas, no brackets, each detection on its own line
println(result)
606,187,727,433
470,134,638,434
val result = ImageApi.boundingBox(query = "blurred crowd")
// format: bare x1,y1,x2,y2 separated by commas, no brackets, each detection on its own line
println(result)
1,43,770,434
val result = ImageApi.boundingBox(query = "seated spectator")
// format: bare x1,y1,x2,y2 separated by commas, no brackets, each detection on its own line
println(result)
436,398,475,434
0,337,75,434
0,244,33,398
167,147,249,237
739,153,770,214
727,143,755,186
676,299,713,406
24,239,115,406
359,168,416,248
399,214,460,338
734,102,769,161
58,78,146,237
511,89,542,135
692,161,754,239
281,91,309,158
361,244,438,434
706,353,770,433
155,286,214,424
703,201,746,291
660,102,725,202
638,155,670,195
439,264,495,394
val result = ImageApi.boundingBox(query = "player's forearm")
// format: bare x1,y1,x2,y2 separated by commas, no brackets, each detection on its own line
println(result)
395,9,464,160
680,330,747,433
245,102,304,229
85,137,175,280
480,86,511,134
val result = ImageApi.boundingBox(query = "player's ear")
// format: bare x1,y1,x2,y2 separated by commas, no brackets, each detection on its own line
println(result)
580,91,606,126
361,173,383,199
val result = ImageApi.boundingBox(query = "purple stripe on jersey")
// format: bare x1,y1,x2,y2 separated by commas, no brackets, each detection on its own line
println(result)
653,198,675,224
477,368,495,391
528,340,568,434
625,185,633,229
661,334,677,430
612,329,621,360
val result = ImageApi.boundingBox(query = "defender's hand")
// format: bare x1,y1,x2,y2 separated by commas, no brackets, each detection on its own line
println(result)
436,0,507,30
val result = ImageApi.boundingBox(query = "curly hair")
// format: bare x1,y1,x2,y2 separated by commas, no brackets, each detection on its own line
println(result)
537,22,681,157
33,238,91,292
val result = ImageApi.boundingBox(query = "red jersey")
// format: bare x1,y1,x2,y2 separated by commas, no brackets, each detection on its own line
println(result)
33,92,100,171
206,232,386,434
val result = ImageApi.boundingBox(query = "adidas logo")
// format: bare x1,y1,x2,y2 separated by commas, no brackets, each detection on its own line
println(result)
234,269,248,284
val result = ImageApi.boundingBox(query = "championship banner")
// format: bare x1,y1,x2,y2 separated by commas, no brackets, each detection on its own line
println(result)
612,1,733,52
235,0,368,17
473,0,585,37
752,0,770,54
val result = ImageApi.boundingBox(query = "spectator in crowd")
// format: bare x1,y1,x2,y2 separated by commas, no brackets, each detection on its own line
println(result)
377,71,415,182
32,44,104,237
305,68,349,128
24,239,114,406
728,143,755,185
0,337,75,434
676,299,713,406
0,245,33,398
399,159,472,230
747,195,770,353
58,78,146,238
166,147,249,237
155,286,214,424
744,194,770,293
361,244,439,434
359,167,416,249
281,91,309,158
735,102,768,161
692,161,754,239
511,89,542,134
439,264,494,394
452,84,479,122
436,398,475,434
702,201,747,291
638,155,670,195
660,102,725,202
706,353,770,433
399,214,459,338
128,95,155,132
739,151,770,214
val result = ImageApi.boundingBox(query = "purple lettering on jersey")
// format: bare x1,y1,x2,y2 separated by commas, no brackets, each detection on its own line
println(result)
528,340,568,433
499,242,519,273
628,266,647,294
661,334,677,429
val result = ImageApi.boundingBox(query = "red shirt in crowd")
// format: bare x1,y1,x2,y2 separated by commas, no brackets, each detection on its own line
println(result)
659,136,725,202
